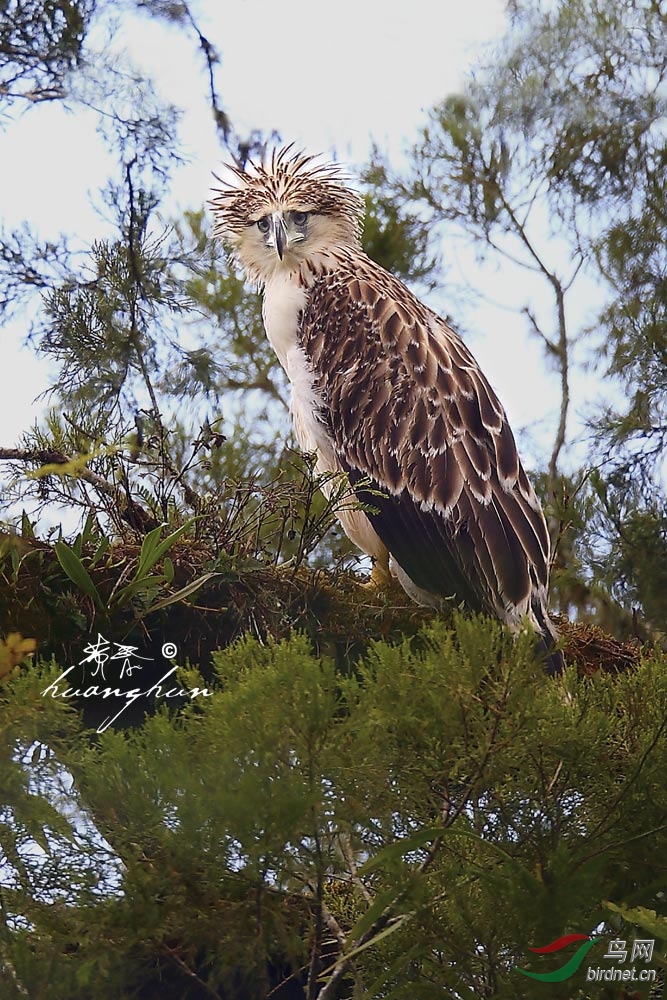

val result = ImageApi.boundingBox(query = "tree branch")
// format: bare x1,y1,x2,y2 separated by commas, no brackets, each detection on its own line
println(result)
179,1,231,141
335,831,374,905
0,446,159,533
487,167,571,484
0,448,118,499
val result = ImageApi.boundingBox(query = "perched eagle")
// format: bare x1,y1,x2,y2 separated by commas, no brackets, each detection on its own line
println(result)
210,146,563,674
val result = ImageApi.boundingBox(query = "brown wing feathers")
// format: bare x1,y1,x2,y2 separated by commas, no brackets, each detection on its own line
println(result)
299,254,551,624
210,145,561,671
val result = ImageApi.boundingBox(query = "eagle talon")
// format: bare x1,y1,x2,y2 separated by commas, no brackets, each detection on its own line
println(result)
366,555,392,589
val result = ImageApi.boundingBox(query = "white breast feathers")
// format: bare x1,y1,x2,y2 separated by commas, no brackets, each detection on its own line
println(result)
262,273,335,467
262,271,308,370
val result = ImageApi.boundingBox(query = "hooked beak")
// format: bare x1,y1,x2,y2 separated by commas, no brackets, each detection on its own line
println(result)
271,213,288,260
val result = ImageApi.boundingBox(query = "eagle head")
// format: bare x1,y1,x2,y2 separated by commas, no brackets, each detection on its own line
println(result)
209,144,365,286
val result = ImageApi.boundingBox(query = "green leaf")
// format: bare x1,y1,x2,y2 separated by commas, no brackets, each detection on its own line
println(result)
361,943,424,999
162,556,174,583
344,887,403,945
135,524,165,578
357,826,444,875
603,901,667,943
54,541,103,609
139,571,220,616
341,914,409,963
110,574,167,608
136,520,193,580
75,957,100,987
20,510,35,540
71,531,83,558
89,535,110,568
80,511,101,548
319,913,412,983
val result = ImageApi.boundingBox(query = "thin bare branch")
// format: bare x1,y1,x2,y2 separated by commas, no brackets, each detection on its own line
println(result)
0,447,118,499
335,832,374,905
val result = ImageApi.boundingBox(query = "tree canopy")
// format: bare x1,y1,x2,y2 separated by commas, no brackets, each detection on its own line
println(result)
1,0,666,997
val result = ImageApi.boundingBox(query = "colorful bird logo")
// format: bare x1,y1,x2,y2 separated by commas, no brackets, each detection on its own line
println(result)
514,934,602,982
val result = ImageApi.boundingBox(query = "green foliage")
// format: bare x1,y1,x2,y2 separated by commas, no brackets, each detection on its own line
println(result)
177,209,283,409
0,0,94,106
3,5,667,994
604,902,667,963
1,619,666,997
53,517,218,618
582,470,667,638
359,151,440,291
593,167,667,502
41,227,196,416
0,0,234,538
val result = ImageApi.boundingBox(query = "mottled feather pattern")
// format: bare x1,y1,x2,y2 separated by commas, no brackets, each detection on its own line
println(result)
298,249,550,623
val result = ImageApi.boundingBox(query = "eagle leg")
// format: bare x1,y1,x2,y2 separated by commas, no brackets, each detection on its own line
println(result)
367,550,392,588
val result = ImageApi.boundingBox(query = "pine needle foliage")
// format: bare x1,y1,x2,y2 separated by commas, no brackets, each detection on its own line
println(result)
1,619,665,998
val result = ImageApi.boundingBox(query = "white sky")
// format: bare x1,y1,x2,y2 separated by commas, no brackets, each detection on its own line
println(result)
1,0,595,488
0,0,506,445
208,0,507,161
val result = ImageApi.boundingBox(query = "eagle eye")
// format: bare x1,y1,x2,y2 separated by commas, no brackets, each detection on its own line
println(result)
292,211,308,226
256,217,270,233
